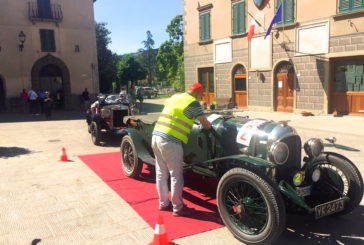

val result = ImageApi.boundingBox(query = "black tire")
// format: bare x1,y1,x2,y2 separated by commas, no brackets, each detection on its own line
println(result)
217,168,286,245
310,152,363,215
87,123,92,133
120,135,143,178
90,121,101,145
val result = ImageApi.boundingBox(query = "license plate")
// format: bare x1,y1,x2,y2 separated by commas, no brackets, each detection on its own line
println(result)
315,198,345,219
296,186,311,197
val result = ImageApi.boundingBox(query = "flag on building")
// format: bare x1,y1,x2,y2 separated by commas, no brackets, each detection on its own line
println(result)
247,18,258,41
264,3,283,39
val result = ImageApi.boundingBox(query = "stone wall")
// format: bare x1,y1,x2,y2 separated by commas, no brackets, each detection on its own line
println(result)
184,32,364,113
184,51,213,89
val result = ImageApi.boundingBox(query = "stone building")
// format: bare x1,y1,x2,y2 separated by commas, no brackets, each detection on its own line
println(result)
0,0,99,111
184,0,364,115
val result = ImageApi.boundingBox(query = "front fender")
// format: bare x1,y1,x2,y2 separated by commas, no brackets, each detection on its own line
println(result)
324,143,360,152
119,128,155,165
305,151,357,171
202,154,275,169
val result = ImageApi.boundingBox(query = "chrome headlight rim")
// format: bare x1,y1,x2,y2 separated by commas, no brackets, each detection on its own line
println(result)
304,138,324,158
268,141,289,165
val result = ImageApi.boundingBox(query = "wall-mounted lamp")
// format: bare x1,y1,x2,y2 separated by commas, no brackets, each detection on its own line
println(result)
18,31,26,52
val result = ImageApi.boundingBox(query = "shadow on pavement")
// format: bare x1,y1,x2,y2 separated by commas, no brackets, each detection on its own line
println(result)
275,205,364,244
0,110,85,123
0,147,32,158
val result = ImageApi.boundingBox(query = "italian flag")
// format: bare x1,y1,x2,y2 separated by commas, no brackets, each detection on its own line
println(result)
247,18,258,41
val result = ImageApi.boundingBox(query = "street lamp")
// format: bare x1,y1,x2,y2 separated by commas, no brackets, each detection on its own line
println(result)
18,31,26,52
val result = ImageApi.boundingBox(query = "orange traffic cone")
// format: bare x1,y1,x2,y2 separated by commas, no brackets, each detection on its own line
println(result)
59,147,69,162
149,215,174,245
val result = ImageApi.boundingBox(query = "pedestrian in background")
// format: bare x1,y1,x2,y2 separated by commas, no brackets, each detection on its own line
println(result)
38,90,46,114
137,87,144,112
151,83,211,217
44,91,53,120
81,88,90,110
27,88,39,115
19,89,28,113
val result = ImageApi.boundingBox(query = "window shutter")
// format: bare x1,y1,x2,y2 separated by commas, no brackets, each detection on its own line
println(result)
284,0,294,24
276,0,284,25
240,1,246,33
232,3,239,35
199,14,203,41
205,13,210,40
48,30,55,51
40,30,47,51
40,29,55,52
339,0,350,12
353,0,364,9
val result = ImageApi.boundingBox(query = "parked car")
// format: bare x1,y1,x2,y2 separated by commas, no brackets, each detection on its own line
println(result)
119,112,363,245
143,87,158,99
86,94,137,145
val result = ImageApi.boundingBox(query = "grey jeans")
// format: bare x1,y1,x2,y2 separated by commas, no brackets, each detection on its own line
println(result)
151,135,184,212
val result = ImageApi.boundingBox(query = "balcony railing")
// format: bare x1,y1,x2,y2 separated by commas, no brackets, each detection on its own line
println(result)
28,2,63,23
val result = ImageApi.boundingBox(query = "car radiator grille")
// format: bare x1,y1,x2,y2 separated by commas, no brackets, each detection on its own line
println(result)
113,110,128,127
276,135,302,181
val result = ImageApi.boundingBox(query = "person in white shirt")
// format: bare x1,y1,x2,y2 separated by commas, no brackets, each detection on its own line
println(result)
27,88,39,115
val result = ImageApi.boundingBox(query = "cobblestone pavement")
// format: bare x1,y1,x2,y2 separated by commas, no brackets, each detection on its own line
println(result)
0,99,363,245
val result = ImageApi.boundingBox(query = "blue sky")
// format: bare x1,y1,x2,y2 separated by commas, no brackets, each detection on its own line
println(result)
94,0,183,55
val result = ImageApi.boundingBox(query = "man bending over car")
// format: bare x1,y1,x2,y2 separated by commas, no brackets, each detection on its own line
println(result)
152,83,211,217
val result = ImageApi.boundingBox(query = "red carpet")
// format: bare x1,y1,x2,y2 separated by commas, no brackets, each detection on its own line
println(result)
78,152,223,239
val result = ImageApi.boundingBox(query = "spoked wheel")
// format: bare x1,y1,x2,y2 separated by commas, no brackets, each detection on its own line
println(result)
120,135,143,178
217,168,286,245
90,121,101,145
310,152,363,215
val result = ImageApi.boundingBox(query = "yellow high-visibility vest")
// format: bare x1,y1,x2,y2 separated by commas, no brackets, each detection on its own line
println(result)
154,93,196,144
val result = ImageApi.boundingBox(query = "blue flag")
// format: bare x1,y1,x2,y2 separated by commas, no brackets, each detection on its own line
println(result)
264,3,283,39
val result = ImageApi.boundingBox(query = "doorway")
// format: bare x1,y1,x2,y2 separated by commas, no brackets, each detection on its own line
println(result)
0,76,5,112
232,64,247,108
330,56,364,115
39,64,64,109
274,62,294,112
31,55,70,109
37,0,52,18
198,67,215,105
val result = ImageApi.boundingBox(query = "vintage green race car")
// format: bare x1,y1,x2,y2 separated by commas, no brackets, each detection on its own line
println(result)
119,112,363,245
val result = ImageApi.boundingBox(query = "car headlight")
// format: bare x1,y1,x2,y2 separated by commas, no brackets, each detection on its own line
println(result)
268,141,289,165
101,109,111,118
312,168,321,182
304,138,324,158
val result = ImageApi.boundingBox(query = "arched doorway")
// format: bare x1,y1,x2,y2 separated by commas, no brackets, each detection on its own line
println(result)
0,76,5,112
232,64,247,108
31,54,70,109
274,62,295,112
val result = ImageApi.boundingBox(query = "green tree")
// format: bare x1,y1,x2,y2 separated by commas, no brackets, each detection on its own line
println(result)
116,55,147,90
96,22,117,93
156,15,184,91
141,30,156,86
